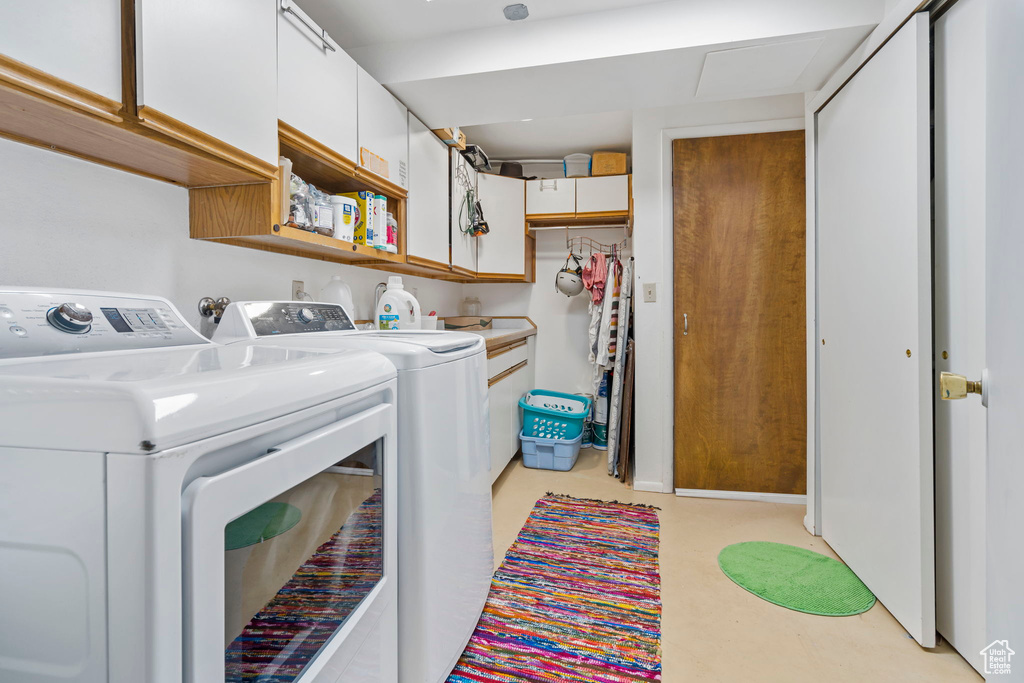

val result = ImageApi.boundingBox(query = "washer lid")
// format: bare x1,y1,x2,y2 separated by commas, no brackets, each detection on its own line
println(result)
223,330,485,370
0,344,396,453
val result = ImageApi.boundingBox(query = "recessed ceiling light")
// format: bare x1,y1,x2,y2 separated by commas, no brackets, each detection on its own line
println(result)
503,4,529,21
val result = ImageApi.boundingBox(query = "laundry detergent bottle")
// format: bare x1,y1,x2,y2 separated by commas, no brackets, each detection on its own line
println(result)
375,276,421,330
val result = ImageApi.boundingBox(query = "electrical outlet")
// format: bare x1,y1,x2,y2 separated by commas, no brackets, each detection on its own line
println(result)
643,283,657,303
292,280,305,301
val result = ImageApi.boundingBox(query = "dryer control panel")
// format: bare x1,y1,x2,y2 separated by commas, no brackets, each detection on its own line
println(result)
0,289,209,360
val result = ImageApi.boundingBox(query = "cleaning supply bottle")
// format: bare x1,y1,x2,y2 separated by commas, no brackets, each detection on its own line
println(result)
375,276,421,330
319,275,356,320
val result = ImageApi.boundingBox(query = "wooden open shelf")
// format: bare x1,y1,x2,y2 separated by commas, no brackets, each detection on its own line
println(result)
191,121,470,281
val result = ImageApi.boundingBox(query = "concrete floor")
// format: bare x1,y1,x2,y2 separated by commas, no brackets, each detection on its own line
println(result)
491,448,981,682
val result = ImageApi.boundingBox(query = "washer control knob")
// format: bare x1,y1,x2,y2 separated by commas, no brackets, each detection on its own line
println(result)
297,307,316,324
47,302,93,334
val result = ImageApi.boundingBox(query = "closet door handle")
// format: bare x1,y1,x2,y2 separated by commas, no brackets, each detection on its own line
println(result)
683,313,688,336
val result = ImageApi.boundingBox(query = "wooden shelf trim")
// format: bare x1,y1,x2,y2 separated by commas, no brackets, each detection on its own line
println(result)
137,106,277,181
0,53,122,122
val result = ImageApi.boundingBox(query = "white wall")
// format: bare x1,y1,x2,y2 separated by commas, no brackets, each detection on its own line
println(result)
630,94,806,493
0,139,465,337
464,227,630,396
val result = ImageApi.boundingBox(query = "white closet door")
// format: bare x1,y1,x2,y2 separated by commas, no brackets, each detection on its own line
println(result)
0,0,121,103
451,152,478,275
985,0,1024,667
817,14,934,647
356,67,408,188
934,0,987,673
407,115,452,268
526,179,575,215
136,0,278,165
277,0,358,162
476,173,525,277
576,175,629,214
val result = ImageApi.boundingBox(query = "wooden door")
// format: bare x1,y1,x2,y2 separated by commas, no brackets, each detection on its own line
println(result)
673,131,806,495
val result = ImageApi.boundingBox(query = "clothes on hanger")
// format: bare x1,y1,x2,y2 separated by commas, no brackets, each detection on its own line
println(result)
590,255,618,368
606,258,634,475
582,253,607,304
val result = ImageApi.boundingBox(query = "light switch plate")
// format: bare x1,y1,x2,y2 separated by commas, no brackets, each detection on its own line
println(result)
643,283,657,303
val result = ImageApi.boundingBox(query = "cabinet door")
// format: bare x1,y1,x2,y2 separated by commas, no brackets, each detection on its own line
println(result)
508,363,530,455
488,378,512,483
357,67,408,188
451,151,478,275
407,115,451,269
526,178,576,216
136,0,278,166
0,0,121,105
576,175,629,214
278,0,357,162
476,174,525,277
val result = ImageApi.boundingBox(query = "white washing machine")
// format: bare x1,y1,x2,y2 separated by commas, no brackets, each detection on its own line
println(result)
213,301,494,683
0,288,399,683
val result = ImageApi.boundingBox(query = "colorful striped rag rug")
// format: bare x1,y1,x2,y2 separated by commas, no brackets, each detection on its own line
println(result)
447,493,662,682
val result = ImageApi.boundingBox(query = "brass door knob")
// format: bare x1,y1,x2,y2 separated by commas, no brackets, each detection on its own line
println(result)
940,371,982,400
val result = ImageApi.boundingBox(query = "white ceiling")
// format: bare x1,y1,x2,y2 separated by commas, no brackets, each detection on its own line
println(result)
297,0,884,158
297,0,673,50
463,111,633,161
387,25,871,128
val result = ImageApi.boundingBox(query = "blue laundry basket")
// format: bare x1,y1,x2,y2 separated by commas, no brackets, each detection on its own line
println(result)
519,390,592,440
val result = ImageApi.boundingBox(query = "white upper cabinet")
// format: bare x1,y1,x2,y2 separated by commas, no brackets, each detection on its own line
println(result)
526,178,576,215
451,152,478,274
357,68,408,189
0,0,121,105
477,173,525,277
576,175,629,214
407,115,451,268
136,0,278,166
277,0,357,162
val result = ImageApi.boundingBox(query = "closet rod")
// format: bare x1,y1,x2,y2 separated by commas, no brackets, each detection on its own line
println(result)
529,224,627,231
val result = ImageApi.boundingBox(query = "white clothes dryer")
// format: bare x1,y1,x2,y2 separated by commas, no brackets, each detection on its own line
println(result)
213,301,494,683
0,288,399,683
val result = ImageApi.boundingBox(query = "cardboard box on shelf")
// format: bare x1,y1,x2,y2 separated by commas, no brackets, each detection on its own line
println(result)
592,151,627,176
431,127,467,150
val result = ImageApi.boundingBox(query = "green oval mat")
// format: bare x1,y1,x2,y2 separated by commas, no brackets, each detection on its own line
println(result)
718,541,875,616
225,502,302,551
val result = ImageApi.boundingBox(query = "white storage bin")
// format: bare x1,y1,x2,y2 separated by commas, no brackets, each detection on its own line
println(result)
563,153,592,178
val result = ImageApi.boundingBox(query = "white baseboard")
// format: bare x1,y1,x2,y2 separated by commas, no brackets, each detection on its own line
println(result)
633,480,667,493
674,488,807,505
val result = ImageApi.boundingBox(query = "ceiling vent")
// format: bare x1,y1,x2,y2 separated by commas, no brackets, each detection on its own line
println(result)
696,38,824,98
503,4,529,21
